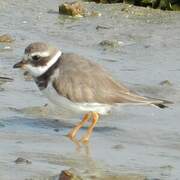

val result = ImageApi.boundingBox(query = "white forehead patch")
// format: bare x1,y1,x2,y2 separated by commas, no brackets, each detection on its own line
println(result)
31,51,50,57
23,51,50,61
25,50,62,77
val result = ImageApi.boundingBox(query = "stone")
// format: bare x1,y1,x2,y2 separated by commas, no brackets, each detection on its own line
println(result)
0,34,14,43
59,2,85,17
59,170,83,180
14,157,32,164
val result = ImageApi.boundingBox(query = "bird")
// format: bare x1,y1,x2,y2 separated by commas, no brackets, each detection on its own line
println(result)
13,42,171,143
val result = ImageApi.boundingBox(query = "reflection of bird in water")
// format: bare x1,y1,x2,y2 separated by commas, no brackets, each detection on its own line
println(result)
13,42,172,143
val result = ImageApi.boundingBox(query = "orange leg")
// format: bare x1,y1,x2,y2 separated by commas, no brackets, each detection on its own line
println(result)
81,112,99,143
67,112,91,140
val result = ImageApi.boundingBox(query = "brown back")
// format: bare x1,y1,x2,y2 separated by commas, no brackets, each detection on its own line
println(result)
53,53,147,104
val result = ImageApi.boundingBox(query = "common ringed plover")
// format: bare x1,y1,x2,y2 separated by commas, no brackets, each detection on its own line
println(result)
13,42,171,143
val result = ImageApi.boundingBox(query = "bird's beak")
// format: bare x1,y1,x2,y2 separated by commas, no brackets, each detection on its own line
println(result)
13,59,27,69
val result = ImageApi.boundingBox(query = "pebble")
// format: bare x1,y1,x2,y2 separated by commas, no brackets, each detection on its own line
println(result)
0,34,14,43
14,157,32,164
159,80,172,86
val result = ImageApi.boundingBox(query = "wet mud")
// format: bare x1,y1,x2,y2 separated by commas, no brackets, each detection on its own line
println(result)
0,0,180,179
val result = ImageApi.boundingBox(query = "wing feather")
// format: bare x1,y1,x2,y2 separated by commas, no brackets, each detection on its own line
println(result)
53,53,156,105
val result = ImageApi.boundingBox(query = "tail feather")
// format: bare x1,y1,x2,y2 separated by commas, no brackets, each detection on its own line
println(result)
146,97,173,109
153,103,168,109
118,92,173,108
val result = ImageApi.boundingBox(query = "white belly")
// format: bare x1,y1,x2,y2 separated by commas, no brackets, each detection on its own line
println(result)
41,83,112,115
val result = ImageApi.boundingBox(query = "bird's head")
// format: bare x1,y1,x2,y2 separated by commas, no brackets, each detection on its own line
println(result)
13,42,61,77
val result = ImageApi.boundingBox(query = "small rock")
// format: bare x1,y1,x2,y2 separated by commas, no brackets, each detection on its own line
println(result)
96,25,111,30
59,2,85,17
59,170,82,180
14,157,32,164
0,34,14,43
54,128,60,132
99,40,124,49
159,80,172,86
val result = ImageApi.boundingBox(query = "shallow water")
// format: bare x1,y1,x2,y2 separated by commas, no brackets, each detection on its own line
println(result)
0,0,180,180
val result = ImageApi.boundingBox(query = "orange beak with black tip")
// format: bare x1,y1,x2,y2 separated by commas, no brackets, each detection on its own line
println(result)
13,59,27,69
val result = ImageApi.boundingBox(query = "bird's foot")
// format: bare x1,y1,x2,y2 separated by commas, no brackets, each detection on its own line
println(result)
66,131,76,140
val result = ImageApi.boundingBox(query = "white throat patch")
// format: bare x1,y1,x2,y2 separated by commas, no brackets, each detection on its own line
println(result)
26,50,62,77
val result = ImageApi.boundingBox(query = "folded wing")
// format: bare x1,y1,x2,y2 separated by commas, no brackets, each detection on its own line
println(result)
53,53,171,108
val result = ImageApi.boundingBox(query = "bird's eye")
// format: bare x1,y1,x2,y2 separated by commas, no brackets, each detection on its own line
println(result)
32,55,40,61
